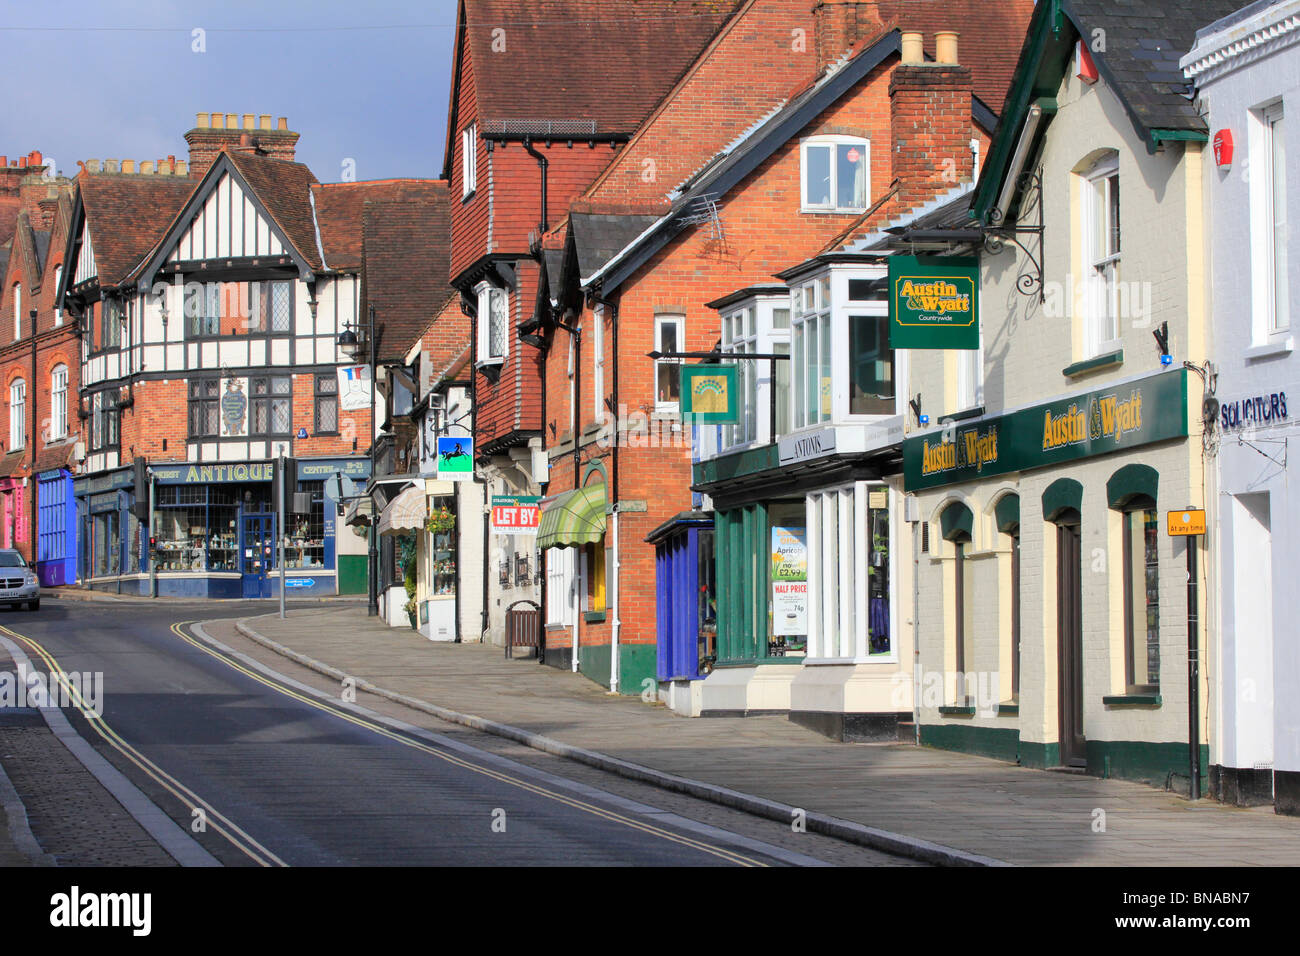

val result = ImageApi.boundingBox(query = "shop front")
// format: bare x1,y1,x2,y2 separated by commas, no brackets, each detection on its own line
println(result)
647,512,715,716
0,477,29,554
691,423,907,738
75,456,369,597
904,368,1204,787
37,469,77,586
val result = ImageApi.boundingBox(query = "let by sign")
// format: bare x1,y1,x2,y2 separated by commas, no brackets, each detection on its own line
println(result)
889,255,980,350
1167,509,1206,536
491,496,541,535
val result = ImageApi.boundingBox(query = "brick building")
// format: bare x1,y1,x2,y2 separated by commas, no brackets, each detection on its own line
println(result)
445,0,741,644
0,151,78,583
529,0,1033,702
55,114,427,597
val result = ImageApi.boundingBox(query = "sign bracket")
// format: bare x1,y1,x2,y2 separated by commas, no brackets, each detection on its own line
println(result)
983,170,1044,301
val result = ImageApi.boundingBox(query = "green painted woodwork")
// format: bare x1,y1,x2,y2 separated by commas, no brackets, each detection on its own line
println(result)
919,723,1020,763
940,502,974,542
693,444,780,486
1087,740,1210,794
1042,477,1083,523
994,493,1021,534
1101,693,1162,706
715,503,770,665
577,642,656,695
1106,463,1159,510
337,555,368,594
1063,349,1123,378
1017,740,1060,769
905,370,1188,492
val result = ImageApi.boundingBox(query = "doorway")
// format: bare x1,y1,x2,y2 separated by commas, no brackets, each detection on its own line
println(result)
242,514,275,599
1056,513,1085,766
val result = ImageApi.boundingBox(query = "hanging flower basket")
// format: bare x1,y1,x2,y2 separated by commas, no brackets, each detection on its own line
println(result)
426,507,456,535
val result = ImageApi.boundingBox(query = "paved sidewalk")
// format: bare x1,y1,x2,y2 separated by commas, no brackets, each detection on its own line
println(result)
232,606,1300,866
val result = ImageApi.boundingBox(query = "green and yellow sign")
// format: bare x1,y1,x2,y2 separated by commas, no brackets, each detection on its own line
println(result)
680,365,738,423
904,370,1189,491
889,255,979,350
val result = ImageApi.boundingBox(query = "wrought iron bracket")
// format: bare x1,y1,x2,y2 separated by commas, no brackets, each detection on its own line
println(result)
982,170,1044,301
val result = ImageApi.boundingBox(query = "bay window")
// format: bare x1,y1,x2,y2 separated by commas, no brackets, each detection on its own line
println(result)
719,295,790,448
790,267,893,429
476,283,508,364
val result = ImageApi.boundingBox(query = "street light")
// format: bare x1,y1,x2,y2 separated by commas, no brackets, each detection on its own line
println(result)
339,304,379,617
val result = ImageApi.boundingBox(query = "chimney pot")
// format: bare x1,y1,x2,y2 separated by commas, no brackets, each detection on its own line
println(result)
239,133,252,147
18,157,26,168
177,160,189,177
0,156,6,167
225,113,238,129
30,150,42,165
105,159,119,173
242,113,255,130
122,159,136,174
141,160,155,174
210,112,224,129
85,159,100,173
277,117,288,131
259,114,272,130
901,32,924,65
196,112,210,129
935,31,959,65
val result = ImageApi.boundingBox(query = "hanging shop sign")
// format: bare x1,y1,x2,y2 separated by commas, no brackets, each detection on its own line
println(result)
771,525,808,636
436,436,474,481
680,365,739,423
903,369,1189,491
337,365,372,411
491,496,541,535
889,255,979,350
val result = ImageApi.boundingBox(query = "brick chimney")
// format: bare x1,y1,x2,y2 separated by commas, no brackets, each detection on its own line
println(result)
890,31,973,211
184,112,299,179
813,0,884,74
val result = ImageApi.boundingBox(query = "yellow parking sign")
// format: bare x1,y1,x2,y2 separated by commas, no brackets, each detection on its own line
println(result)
1167,509,1206,536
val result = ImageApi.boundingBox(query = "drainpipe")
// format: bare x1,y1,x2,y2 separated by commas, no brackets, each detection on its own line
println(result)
28,309,37,570
521,139,549,236
589,292,621,695
912,503,921,745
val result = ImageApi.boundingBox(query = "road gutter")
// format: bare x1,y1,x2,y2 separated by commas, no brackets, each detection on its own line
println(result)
229,616,1007,868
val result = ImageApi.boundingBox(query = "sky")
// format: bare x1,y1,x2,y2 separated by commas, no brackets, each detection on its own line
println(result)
0,0,460,183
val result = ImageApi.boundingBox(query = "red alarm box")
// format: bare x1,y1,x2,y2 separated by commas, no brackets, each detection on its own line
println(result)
1213,129,1234,169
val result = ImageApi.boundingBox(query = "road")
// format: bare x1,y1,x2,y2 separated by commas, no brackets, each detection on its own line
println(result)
0,595,911,867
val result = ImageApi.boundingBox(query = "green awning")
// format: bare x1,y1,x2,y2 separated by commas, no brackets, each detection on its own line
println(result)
537,485,607,549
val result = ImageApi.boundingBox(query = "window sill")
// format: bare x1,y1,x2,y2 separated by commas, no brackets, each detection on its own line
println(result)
938,705,976,716
942,405,985,423
474,358,505,369
461,189,476,204
1245,337,1293,361
1063,349,1123,378
800,207,868,216
1102,693,1161,707
583,611,606,624
997,702,1019,716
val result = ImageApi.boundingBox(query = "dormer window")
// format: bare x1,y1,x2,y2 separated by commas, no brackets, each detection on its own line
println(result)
801,136,869,213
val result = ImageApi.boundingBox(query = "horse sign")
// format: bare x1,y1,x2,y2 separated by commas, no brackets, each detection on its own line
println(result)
437,436,474,481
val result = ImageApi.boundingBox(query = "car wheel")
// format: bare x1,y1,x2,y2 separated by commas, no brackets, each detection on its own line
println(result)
27,599,39,611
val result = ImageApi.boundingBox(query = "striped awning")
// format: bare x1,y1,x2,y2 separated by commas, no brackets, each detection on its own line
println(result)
378,485,427,536
537,484,607,549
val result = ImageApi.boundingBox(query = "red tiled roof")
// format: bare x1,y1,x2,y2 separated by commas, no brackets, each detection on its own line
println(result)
0,195,21,248
312,179,447,271
361,195,454,362
77,173,194,286
223,150,323,271
463,0,742,135
34,441,77,475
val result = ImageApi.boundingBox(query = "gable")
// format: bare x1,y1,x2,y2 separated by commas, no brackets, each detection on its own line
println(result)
167,170,286,264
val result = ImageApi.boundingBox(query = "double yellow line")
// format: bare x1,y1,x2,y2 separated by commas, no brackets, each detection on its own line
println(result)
1,622,285,866
3,620,767,866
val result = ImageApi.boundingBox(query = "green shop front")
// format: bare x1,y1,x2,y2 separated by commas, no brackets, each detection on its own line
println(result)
903,369,1205,788
76,456,370,597
691,422,908,740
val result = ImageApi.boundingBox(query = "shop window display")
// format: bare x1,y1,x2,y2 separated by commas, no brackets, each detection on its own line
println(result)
286,481,326,570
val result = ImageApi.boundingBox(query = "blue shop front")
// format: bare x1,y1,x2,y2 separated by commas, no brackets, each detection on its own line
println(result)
37,468,78,587
75,456,370,598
